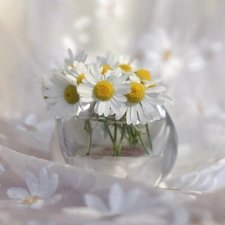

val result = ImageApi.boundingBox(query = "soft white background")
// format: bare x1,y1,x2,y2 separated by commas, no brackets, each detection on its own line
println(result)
0,0,225,224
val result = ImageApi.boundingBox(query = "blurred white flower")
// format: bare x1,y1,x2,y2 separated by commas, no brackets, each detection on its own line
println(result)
118,55,140,74
84,183,188,225
7,168,61,208
65,49,87,67
188,38,224,71
84,183,147,216
137,29,184,82
52,49,87,76
165,168,217,193
97,51,119,74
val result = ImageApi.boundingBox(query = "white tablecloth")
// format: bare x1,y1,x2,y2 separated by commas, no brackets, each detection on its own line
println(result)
0,1,225,224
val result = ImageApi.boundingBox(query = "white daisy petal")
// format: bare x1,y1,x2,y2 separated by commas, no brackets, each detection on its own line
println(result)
45,96,63,104
98,101,105,116
115,106,127,120
51,101,68,114
137,104,147,125
82,97,94,102
103,102,110,117
94,101,100,115
65,49,87,65
40,169,59,199
109,183,125,214
131,104,138,125
83,75,97,85
126,107,132,125
142,101,157,118
109,98,120,115
44,194,61,205
114,85,130,94
25,171,39,196
44,89,63,98
84,194,108,213
111,75,127,85
145,86,166,93
113,94,127,102
145,95,165,105
7,187,30,200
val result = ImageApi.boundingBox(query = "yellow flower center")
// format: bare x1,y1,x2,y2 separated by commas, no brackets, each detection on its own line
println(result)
77,74,85,84
119,64,132,72
102,65,112,74
135,69,151,81
64,85,79,104
23,196,41,204
125,82,145,103
93,80,114,101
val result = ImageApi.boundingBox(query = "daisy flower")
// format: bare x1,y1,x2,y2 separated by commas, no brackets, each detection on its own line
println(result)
68,61,90,85
135,69,152,83
43,73,83,122
97,51,119,74
78,67,130,117
7,168,61,208
118,55,140,73
129,68,156,88
64,49,87,67
123,82,166,125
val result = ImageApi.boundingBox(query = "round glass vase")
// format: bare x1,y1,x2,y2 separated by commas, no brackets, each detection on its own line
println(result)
52,106,178,186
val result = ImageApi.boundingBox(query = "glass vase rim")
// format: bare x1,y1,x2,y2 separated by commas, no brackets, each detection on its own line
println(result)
75,116,163,125
68,105,167,125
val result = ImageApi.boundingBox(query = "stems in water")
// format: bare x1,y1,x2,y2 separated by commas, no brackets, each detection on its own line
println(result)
145,124,153,151
84,120,92,155
84,119,152,156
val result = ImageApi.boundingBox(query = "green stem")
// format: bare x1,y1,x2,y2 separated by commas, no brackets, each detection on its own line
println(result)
85,120,92,156
133,125,150,155
113,123,118,156
104,122,114,143
116,124,125,156
126,125,137,146
145,124,153,151
104,122,116,156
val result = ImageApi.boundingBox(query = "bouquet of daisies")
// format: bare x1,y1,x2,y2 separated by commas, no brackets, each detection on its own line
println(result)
43,50,168,156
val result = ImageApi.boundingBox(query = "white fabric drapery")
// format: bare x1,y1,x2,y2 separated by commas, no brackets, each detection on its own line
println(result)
0,1,225,224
